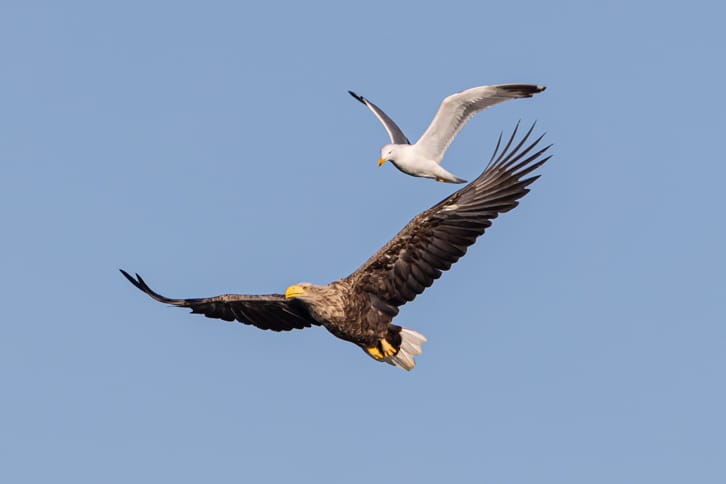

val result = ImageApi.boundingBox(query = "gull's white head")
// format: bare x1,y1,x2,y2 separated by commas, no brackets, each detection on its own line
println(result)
378,144,398,167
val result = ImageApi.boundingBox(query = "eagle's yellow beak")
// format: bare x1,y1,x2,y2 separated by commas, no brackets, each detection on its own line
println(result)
285,285,305,299
378,157,387,167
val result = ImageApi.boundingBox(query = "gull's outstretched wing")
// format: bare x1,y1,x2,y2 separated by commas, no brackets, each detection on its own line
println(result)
349,90,410,145
120,270,318,331
346,122,551,315
417,84,545,162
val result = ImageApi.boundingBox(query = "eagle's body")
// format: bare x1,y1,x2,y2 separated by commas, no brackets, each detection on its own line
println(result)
286,281,404,345
121,122,551,370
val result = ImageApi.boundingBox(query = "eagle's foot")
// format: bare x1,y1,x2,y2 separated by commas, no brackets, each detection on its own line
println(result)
365,339,398,360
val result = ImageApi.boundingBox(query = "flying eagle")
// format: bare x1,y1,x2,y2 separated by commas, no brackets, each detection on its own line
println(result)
349,84,545,183
121,122,551,370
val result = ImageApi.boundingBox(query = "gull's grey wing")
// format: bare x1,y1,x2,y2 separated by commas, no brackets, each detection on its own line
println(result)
417,84,545,162
345,122,551,314
349,90,410,145
120,270,318,331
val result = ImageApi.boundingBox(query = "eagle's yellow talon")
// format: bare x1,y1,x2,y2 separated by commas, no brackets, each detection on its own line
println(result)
366,345,384,360
380,339,397,358
366,339,397,360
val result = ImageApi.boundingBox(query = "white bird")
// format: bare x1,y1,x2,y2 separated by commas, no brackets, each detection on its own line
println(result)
349,84,546,183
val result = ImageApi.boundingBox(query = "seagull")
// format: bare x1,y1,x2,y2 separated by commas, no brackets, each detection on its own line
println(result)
349,83,545,183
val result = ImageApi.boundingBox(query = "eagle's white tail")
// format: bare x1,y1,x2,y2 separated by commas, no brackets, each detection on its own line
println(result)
384,328,427,371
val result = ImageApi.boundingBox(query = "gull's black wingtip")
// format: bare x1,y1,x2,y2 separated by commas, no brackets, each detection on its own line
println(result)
523,84,546,94
502,84,547,98
348,90,366,104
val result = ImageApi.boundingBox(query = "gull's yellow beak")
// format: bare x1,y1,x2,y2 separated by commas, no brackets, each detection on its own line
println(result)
285,284,305,299
378,157,387,167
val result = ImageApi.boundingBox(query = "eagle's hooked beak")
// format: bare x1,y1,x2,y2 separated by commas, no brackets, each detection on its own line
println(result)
285,285,305,299
378,157,387,167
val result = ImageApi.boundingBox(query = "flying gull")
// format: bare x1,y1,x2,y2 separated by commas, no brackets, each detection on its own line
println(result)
349,84,545,183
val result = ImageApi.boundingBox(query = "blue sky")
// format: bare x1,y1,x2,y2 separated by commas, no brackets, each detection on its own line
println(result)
1,1,724,483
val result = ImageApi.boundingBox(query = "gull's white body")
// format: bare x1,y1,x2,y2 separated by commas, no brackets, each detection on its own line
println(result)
350,83,546,183
379,143,465,182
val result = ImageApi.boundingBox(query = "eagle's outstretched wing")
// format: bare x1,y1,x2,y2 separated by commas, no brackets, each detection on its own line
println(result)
120,270,318,331
347,122,551,314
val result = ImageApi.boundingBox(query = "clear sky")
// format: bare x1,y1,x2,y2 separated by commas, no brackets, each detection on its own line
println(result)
1,1,724,483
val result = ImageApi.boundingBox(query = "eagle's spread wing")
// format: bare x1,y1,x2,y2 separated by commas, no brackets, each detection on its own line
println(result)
346,122,551,312
120,270,318,331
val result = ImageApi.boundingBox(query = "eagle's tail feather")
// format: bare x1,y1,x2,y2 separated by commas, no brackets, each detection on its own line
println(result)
384,328,427,371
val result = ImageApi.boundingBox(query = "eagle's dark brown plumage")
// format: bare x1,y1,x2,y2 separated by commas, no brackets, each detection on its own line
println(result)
121,122,551,370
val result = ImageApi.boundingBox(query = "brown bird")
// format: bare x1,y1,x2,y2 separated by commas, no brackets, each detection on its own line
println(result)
121,122,551,370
